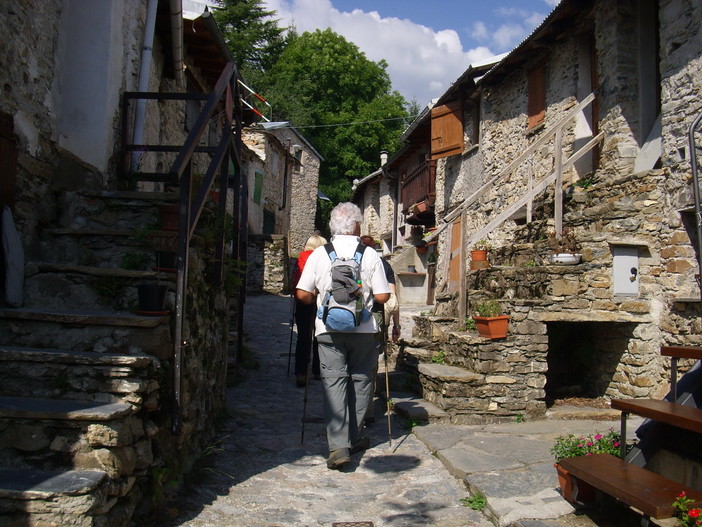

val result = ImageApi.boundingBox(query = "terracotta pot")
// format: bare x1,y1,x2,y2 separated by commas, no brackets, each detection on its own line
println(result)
554,463,596,504
416,244,429,254
159,204,180,231
473,315,509,339
471,249,488,261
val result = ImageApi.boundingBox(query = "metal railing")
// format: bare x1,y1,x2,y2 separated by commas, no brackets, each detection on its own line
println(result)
121,62,246,433
689,110,702,305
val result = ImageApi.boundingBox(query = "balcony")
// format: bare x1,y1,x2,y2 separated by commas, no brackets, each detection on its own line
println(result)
401,159,436,224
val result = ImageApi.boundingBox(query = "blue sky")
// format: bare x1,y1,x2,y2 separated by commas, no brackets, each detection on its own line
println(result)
261,0,560,106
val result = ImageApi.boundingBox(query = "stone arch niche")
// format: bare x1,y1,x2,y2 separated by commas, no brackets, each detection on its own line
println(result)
544,321,635,405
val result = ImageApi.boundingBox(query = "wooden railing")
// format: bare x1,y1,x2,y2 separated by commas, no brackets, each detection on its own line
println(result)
121,62,246,434
401,158,436,213
427,92,601,246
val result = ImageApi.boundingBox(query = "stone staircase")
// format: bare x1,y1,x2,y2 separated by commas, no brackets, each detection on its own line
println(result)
0,189,178,526
386,230,622,427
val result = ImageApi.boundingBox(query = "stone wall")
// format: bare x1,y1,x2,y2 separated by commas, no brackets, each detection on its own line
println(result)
428,0,702,408
272,129,320,256
246,234,289,294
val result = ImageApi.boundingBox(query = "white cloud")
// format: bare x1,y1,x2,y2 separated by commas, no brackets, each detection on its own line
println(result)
471,21,489,42
260,0,498,107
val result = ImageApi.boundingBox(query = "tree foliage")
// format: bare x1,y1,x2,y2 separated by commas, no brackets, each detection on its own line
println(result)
258,29,410,203
212,6,413,230
211,0,289,79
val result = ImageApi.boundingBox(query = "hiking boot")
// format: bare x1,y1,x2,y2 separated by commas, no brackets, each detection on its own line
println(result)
350,437,370,455
327,448,350,470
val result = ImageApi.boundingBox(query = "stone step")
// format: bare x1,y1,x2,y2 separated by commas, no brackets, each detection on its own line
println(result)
0,468,109,524
0,397,144,475
0,308,172,358
0,346,157,402
389,391,450,424
23,263,175,311
57,189,176,231
0,395,133,420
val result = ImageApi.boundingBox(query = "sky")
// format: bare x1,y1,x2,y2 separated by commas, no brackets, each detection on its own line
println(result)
259,0,561,108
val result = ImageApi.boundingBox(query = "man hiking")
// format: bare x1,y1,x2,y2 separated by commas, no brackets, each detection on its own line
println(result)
295,202,390,470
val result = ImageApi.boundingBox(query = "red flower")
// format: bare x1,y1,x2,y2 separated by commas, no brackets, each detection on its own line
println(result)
689,509,701,518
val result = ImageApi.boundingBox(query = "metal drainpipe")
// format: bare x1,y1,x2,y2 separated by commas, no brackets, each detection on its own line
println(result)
130,0,159,172
169,0,185,88
689,111,702,305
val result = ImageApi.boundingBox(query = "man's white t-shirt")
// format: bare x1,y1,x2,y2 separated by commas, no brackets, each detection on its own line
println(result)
296,234,391,336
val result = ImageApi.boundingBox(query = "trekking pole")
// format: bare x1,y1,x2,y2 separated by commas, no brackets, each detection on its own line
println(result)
287,292,296,377
382,310,393,450
300,313,316,444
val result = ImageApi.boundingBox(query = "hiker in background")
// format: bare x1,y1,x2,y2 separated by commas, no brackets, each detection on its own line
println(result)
295,202,390,470
360,235,400,425
292,234,327,387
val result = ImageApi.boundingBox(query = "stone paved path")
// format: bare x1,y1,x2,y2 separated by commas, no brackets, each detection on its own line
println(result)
160,293,492,527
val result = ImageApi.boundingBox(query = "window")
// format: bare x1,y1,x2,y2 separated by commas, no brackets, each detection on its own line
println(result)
527,65,546,129
253,171,263,204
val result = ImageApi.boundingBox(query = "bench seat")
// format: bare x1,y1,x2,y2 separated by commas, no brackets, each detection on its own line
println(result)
560,453,702,519
611,399,702,434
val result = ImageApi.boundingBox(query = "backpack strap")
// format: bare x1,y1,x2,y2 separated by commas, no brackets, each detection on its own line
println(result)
353,242,366,265
324,242,337,262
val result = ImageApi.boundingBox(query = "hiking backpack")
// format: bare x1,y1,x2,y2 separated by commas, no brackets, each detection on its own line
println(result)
318,242,370,331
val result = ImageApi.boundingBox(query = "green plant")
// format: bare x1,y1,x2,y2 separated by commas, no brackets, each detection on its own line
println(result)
472,239,491,251
464,317,476,331
515,413,525,423
404,418,423,430
461,491,487,511
223,257,247,296
431,350,446,364
89,277,127,309
550,429,622,464
525,259,536,267
574,174,596,189
673,491,701,527
547,227,581,254
474,299,503,318
121,251,150,271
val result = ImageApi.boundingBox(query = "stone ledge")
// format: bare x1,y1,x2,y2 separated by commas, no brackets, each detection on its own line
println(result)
0,308,168,327
0,396,133,420
0,346,154,367
0,468,106,499
419,363,484,383
531,310,649,323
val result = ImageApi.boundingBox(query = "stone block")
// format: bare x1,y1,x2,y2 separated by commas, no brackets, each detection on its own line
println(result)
485,375,517,384
549,279,580,296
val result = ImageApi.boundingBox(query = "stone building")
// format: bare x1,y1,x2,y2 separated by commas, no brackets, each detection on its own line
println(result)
387,0,702,422
0,2,256,525
242,124,322,293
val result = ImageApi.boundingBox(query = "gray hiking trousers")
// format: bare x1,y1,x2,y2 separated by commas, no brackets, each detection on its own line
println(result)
316,332,379,452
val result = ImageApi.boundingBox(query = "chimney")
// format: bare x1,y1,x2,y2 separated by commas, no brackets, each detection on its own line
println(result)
380,150,388,166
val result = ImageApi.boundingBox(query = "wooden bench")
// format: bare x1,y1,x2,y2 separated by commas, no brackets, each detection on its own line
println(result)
562,346,702,524
560,453,702,519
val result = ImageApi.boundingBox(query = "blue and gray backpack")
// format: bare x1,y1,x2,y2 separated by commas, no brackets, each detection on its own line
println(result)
318,242,371,331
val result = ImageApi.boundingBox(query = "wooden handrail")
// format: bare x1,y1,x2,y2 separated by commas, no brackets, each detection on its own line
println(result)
443,92,596,224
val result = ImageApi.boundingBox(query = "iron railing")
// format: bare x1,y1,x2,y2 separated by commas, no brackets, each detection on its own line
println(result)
121,62,246,433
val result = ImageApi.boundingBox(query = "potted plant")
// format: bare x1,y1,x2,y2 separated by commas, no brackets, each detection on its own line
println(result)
547,227,582,264
550,429,622,504
472,299,509,339
470,240,491,270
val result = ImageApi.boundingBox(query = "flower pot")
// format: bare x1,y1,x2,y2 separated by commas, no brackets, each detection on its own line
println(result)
159,204,180,232
555,463,596,504
136,283,168,313
470,249,490,270
547,253,582,265
416,244,429,254
474,315,509,339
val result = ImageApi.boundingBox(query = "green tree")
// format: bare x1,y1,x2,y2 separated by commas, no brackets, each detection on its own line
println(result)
212,0,289,79
258,29,411,230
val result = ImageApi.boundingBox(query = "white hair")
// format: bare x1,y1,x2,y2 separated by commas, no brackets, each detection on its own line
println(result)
329,202,362,236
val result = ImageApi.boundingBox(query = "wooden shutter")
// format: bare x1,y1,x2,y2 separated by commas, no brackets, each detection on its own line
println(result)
528,65,545,129
431,101,463,159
